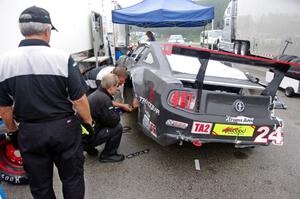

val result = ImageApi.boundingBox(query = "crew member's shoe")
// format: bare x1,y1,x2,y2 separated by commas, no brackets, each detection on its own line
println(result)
99,153,125,163
84,147,98,156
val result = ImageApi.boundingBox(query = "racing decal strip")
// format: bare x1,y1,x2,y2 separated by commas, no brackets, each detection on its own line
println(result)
126,149,150,159
212,124,255,137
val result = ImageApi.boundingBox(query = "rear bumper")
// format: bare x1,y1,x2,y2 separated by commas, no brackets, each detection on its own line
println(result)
155,132,270,147
142,108,283,147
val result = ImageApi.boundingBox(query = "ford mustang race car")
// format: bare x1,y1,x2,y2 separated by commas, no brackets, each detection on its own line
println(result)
121,43,295,147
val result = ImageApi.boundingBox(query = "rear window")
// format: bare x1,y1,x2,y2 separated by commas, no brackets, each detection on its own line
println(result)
165,54,247,80
208,31,222,37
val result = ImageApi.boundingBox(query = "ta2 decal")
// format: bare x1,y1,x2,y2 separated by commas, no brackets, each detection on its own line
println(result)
191,122,212,134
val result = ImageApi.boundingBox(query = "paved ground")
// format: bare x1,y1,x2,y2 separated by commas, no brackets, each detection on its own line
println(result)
2,66,300,199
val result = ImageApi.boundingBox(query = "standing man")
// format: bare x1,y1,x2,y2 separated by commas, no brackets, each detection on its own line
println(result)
0,6,92,199
86,74,124,162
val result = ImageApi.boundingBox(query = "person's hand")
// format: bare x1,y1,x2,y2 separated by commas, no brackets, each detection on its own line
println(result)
81,123,95,144
121,104,134,112
8,130,19,149
131,97,139,109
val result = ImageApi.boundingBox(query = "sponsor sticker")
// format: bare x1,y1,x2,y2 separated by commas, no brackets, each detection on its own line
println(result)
142,114,150,130
212,124,255,137
226,116,254,124
142,114,157,137
191,122,212,134
149,122,157,137
165,119,188,129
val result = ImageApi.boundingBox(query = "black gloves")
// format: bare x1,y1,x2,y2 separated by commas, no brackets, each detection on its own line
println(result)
81,123,95,144
8,130,19,149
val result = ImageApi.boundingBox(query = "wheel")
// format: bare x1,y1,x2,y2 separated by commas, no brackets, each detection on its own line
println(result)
0,122,28,185
240,42,250,56
285,87,295,97
233,42,240,54
0,140,29,185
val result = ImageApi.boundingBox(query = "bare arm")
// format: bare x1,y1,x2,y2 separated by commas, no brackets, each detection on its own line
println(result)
112,101,133,112
72,94,93,125
0,106,18,132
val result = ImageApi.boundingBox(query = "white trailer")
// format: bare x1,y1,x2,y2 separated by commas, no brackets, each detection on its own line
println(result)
0,0,129,66
266,70,300,97
218,0,300,97
218,0,300,58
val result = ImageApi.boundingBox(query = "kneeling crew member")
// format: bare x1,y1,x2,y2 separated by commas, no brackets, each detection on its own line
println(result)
83,66,135,112
86,73,124,162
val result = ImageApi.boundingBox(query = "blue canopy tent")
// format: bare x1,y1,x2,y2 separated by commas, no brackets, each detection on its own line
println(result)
112,0,214,28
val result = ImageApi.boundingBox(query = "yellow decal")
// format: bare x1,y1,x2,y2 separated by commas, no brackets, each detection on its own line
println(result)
212,124,255,137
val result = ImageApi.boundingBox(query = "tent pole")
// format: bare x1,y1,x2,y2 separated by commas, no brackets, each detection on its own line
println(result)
211,19,214,50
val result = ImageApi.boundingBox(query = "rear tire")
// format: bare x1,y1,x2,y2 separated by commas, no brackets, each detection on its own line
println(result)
233,42,240,54
216,40,220,50
240,42,249,56
0,140,29,185
285,87,295,97
0,123,28,185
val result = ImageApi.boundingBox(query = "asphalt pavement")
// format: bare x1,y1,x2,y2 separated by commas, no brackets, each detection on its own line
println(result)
2,66,300,199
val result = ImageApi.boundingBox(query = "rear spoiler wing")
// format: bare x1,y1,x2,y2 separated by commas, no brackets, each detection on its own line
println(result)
163,44,299,101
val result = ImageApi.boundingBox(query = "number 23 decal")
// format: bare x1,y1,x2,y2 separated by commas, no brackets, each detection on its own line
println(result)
254,126,283,145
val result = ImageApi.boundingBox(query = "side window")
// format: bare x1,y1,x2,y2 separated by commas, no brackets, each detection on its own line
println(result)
204,32,208,39
226,5,231,16
133,46,148,62
131,46,145,58
225,19,230,26
143,52,154,64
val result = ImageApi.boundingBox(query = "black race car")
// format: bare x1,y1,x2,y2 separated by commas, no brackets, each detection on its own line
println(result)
121,43,291,147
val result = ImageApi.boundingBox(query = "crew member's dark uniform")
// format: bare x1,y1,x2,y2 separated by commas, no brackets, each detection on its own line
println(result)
0,39,86,199
87,87,122,156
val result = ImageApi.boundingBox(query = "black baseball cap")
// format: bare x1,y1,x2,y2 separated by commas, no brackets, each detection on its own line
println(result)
19,6,57,31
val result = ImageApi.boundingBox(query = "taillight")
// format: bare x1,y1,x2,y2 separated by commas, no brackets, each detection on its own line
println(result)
168,90,196,111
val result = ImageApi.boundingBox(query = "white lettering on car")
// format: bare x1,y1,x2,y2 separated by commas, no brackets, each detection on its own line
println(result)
139,96,160,115
226,116,254,124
